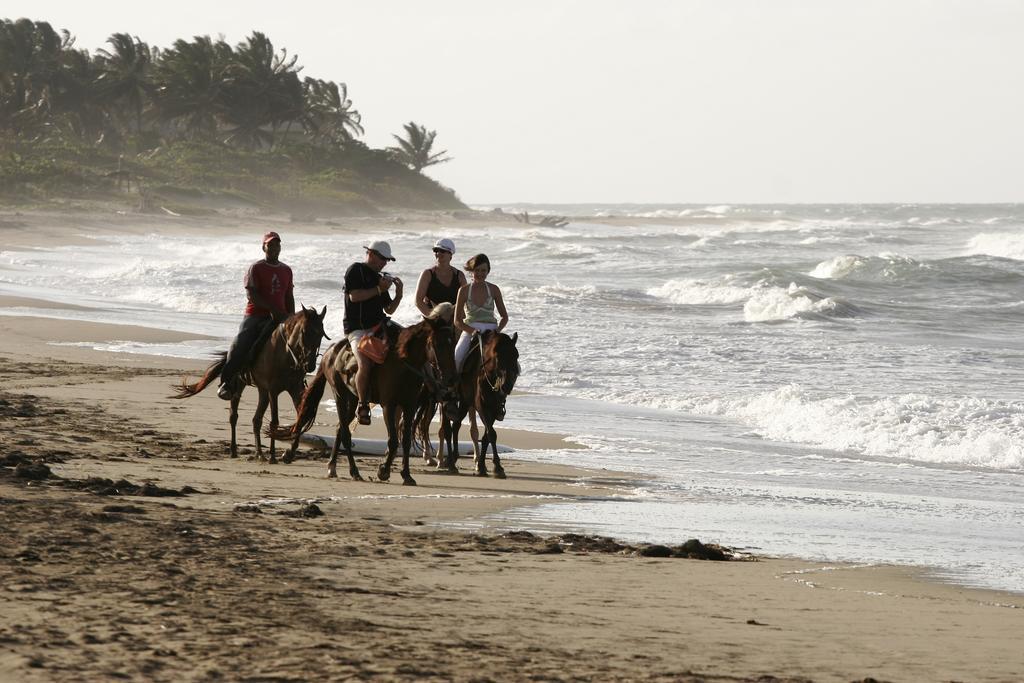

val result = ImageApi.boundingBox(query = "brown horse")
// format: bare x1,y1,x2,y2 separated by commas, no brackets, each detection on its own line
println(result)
447,330,520,478
170,306,329,463
270,307,457,484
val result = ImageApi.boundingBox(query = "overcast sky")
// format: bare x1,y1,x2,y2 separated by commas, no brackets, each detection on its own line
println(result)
7,1,1024,203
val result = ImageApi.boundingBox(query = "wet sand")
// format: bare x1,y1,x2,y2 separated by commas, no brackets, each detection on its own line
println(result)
2,212,1024,682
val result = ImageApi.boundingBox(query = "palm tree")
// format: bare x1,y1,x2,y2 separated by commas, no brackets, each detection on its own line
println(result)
94,33,154,136
300,78,362,147
388,121,451,173
151,35,234,140
0,19,75,134
46,46,110,144
221,32,303,148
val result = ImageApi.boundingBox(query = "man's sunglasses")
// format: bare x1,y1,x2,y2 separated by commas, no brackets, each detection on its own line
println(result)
433,248,451,255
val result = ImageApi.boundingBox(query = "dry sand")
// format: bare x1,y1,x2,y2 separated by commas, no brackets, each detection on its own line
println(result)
2,211,1024,682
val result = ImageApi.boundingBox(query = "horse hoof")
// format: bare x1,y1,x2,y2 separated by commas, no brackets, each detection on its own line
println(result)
424,456,439,467
475,470,489,477
282,454,295,464
268,456,278,465
402,476,417,486
494,468,507,480
327,470,338,479
377,467,391,481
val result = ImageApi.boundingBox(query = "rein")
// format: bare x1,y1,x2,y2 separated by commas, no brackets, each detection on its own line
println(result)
278,320,321,373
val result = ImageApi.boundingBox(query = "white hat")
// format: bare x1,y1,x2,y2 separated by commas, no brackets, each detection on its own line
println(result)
364,240,396,261
433,238,456,254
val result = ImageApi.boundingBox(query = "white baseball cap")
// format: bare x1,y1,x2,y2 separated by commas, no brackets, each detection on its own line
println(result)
432,238,456,254
364,240,396,261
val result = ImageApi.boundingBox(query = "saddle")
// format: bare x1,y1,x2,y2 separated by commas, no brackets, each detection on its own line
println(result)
338,321,402,396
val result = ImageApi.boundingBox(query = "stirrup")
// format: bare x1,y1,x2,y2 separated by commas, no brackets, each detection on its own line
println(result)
357,402,371,425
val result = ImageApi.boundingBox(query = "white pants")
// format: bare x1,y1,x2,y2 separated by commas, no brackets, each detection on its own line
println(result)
455,322,497,372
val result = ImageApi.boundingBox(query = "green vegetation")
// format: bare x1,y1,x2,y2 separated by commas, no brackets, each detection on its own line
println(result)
389,122,452,173
0,18,464,213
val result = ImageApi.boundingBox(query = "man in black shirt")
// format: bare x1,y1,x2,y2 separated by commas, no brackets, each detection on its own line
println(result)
343,240,403,425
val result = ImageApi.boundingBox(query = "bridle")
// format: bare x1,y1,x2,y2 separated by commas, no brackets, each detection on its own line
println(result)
279,314,328,374
477,336,519,419
408,324,457,402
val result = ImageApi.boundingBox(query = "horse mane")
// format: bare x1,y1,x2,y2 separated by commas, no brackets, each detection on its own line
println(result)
480,331,517,374
480,331,501,368
281,307,314,333
397,319,430,359
428,302,454,322
397,304,453,358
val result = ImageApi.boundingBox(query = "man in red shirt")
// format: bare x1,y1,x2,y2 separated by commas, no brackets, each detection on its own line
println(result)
217,231,295,399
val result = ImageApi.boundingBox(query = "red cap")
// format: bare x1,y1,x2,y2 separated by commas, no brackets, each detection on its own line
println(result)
262,231,281,245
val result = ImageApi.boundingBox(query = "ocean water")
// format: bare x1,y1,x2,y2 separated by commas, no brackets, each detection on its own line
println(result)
2,204,1023,593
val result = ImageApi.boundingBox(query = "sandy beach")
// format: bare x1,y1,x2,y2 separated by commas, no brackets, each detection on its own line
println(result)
2,212,1024,682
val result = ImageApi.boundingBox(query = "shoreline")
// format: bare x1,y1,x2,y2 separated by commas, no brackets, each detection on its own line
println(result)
2,232,1021,594
3,212,1024,680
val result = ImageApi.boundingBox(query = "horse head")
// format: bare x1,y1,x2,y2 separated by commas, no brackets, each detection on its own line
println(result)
480,331,520,420
287,305,330,373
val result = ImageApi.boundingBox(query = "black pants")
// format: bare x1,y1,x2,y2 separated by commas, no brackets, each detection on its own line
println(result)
221,315,273,384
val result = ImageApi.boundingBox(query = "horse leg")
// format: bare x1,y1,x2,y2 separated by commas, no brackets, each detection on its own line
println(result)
326,419,341,479
282,385,303,464
229,395,240,459
475,412,491,477
490,423,505,479
436,409,449,471
377,405,398,482
333,389,363,481
448,405,469,474
469,408,482,463
252,389,270,462
267,391,280,465
399,405,417,486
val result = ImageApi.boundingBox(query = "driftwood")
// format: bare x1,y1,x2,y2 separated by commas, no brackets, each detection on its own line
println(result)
512,211,569,228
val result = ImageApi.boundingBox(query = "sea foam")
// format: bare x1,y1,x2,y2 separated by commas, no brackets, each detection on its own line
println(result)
694,385,1024,470
647,278,751,305
743,284,844,322
965,233,1024,261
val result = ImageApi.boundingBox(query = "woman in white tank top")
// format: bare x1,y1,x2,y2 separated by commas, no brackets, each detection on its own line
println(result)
453,253,509,372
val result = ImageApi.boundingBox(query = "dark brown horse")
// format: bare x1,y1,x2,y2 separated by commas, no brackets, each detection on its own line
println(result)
447,330,520,478
270,308,457,484
170,306,329,463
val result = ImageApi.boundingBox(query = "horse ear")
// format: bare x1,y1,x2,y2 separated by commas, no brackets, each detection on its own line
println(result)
511,332,518,346
319,305,327,320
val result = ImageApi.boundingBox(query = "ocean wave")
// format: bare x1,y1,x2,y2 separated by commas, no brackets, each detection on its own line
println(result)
808,253,933,282
299,278,343,290
647,278,750,305
692,385,1024,470
505,283,599,304
964,233,1024,261
743,284,857,322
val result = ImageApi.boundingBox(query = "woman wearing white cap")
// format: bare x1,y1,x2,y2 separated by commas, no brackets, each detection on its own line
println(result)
414,238,467,316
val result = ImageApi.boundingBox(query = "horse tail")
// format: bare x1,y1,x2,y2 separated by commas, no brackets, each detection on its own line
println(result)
168,353,226,399
267,364,328,439
413,386,436,442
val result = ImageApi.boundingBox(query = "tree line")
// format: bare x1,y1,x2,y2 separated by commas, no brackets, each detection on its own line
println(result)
0,18,450,172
